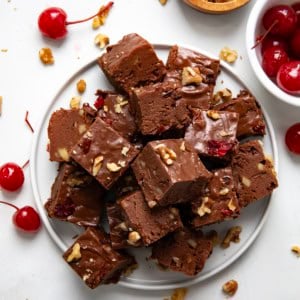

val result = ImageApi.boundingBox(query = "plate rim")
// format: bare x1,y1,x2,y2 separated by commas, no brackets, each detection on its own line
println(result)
30,43,279,291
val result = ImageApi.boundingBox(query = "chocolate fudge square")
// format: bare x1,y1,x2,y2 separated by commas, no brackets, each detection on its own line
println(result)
63,227,136,289
132,139,212,207
48,105,96,162
45,163,105,227
98,33,166,95
184,110,239,160
165,45,220,109
215,90,266,139
70,117,139,190
130,82,190,135
191,167,240,229
151,228,213,276
96,90,137,140
118,191,183,246
231,140,278,207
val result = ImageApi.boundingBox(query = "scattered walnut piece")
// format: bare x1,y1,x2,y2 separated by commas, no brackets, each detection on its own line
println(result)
291,245,300,257
69,96,81,109
155,144,177,166
170,288,188,300
1,49,8,52
197,197,212,217
0,96,2,116
221,226,242,249
92,16,102,29
182,66,203,86
222,279,238,296
76,79,86,94
39,47,54,65
67,243,82,262
219,47,238,63
159,0,168,5
94,33,110,49
213,88,232,104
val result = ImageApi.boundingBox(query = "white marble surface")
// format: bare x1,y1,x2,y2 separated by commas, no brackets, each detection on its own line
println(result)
0,0,300,299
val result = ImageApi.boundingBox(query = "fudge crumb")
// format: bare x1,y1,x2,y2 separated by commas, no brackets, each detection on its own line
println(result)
159,0,168,5
221,226,242,249
0,96,2,116
291,245,300,257
76,79,86,94
69,96,81,109
94,33,110,49
92,16,102,29
219,47,238,63
222,279,238,296
39,47,54,65
170,288,188,300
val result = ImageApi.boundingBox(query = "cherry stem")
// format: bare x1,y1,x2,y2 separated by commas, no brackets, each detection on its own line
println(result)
251,20,279,49
22,159,30,169
0,201,19,211
66,1,114,25
25,111,34,133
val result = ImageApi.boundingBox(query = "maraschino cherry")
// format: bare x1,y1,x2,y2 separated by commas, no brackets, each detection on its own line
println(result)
292,2,300,26
290,29,300,59
0,162,24,192
277,61,300,94
261,36,289,55
0,201,41,233
38,2,113,39
285,123,300,154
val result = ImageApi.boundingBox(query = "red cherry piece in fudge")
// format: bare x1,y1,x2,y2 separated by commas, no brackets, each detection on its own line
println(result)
262,46,289,77
277,61,300,94
261,36,289,55
207,140,233,157
285,123,300,154
290,29,300,59
262,5,297,37
0,162,24,192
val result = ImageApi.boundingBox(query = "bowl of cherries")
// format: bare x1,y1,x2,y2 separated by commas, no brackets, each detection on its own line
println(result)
246,0,300,106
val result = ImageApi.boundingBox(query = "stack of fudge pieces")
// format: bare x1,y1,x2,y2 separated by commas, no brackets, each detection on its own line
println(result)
45,33,278,289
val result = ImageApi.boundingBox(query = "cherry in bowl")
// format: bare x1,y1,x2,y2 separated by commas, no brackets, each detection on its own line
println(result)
285,123,300,154
277,61,300,94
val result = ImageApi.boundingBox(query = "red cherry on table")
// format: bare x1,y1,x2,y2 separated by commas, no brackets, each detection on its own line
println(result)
277,61,300,94
262,46,289,77
285,123,300,154
292,2,300,27
0,162,24,192
38,2,113,40
263,5,297,37
290,29,300,59
261,36,289,55
0,201,41,233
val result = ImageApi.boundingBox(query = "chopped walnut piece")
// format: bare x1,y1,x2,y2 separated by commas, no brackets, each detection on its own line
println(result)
219,47,238,63
291,245,300,257
148,200,158,208
197,197,212,217
170,288,188,300
92,155,104,176
67,243,81,262
94,33,110,49
69,96,81,109
0,96,2,116
39,47,54,65
57,148,70,161
180,141,186,151
221,226,242,249
155,144,177,166
76,79,86,94
219,187,229,195
127,231,141,245
241,176,251,187
1,49,8,52
182,66,203,86
159,0,168,5
227,199,237,211
121,146,129,156
213,88,232,104
106,162,122,172
206,110,220,120
222,279,238,296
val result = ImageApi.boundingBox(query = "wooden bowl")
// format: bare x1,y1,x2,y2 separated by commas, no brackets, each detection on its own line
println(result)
183,0,251,14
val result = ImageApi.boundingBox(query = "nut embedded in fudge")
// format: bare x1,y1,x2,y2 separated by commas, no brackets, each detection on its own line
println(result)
96,90,137,140
45,163,105,227
215,90,266,139
130,82,191,135
132,139,212,207
231,140,278,207
151,228,213,276
70,117,139,190
98,33,166,95
184,109,239,160
117,190,183,246
48,105,96,162
190,167,240,229
164,45,220,109
63,227,136,289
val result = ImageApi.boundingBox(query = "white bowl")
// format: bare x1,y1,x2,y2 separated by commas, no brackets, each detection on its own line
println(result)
246,0,300,107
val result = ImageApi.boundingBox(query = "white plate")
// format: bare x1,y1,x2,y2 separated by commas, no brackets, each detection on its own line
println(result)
30,44,278,291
